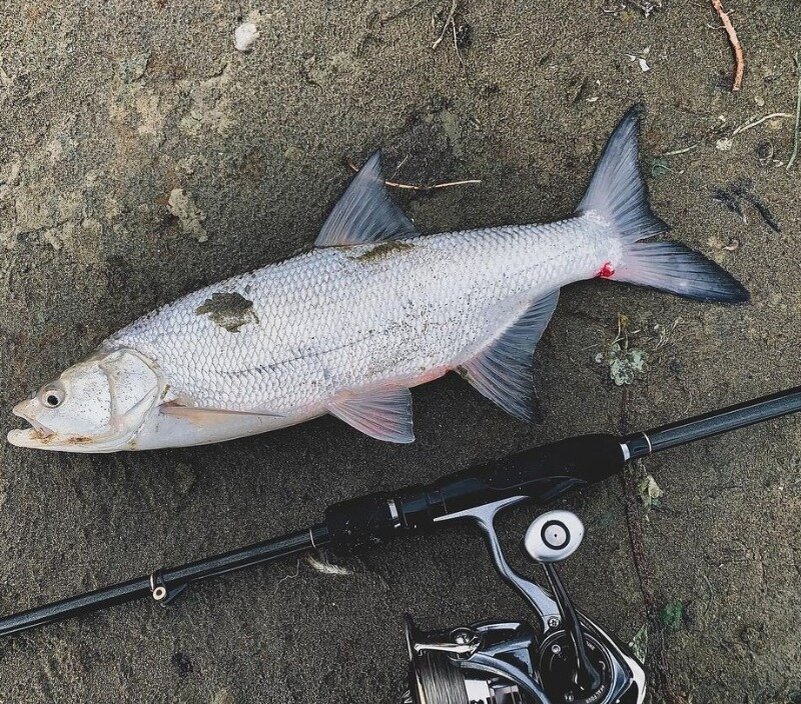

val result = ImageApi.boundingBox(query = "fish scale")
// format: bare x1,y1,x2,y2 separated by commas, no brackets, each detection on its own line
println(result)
9,106,749,452
105,219,610,414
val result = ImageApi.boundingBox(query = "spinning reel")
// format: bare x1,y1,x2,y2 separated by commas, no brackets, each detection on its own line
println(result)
402,497,645,704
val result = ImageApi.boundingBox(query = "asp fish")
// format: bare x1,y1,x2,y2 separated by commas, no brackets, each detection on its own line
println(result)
9,106,748,452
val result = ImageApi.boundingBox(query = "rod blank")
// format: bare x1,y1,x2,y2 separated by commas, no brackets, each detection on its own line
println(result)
623,385,801,459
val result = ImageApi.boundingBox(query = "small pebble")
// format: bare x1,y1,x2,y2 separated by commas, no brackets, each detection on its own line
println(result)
234,22,259,52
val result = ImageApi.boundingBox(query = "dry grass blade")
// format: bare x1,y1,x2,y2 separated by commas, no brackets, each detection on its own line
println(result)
787,53,801,172
731,113,793,136
347,160,481,192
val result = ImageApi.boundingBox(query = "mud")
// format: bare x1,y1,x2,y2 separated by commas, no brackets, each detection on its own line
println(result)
196,292,259,333
1,1,800,703
353,240,414,262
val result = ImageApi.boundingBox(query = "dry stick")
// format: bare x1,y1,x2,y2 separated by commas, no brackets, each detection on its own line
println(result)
432,0,458,51
432,0,465,64
347,160,481,191
787,53,801,172
618,389,686,704
711,0,745,92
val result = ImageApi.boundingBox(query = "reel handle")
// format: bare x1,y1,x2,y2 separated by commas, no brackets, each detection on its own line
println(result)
525,511,602,693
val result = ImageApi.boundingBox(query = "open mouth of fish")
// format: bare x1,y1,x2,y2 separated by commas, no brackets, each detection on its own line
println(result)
9,402,57,445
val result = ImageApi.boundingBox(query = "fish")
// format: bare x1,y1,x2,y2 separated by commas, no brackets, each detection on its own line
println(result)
8,106,748,452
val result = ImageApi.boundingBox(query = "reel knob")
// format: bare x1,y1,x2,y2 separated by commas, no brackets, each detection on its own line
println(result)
524,511,584,564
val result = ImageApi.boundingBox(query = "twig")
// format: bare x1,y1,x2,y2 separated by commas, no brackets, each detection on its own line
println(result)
450,13,464,65
432,0,465,64
731,112,793,136
787,53,801,172
661,145,698,156
432,0,457,50
711,0,745,91
347,160,481,192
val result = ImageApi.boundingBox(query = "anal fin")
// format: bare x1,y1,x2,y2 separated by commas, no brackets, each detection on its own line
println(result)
458,290,560,422
327,384,414,443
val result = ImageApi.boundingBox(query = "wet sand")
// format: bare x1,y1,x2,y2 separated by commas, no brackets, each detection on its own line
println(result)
0,1,800,701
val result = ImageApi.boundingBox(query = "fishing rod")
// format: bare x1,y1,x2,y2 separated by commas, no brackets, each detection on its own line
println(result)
2,385,801,640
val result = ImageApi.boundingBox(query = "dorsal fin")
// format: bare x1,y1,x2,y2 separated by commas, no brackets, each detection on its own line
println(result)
315,151,420,247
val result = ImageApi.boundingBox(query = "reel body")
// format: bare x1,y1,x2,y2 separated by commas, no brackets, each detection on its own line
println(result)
402,498,645,704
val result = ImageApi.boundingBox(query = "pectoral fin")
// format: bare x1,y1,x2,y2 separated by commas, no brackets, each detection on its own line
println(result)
458,290,560,422
160,403,283,423
327,385,414,443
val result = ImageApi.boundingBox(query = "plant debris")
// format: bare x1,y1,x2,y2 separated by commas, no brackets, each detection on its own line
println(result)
347,159,481,194
596,343,648,386
628,624,648,664
638,474,664,508
660,601,686,630
594,315,648,386
432,0,470,64
731,112,793,136
711,0,744,91
626,49,651,73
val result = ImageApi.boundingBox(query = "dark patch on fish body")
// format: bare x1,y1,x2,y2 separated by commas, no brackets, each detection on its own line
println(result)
196,292,259,333
67,436,92,445
353,240,414,263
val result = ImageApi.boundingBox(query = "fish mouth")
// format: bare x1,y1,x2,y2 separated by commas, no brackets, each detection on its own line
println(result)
11,400,55,437
8,401,95,452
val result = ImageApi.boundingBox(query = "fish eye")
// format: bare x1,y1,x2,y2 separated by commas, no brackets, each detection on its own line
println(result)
38,385,65,409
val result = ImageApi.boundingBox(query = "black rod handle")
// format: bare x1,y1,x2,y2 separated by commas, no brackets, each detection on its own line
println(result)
325,434,626,549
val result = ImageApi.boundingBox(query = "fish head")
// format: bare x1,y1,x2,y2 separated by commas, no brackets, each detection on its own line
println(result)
8,348,164,452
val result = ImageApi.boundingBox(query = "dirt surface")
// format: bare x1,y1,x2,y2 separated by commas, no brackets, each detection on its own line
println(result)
1,1,800,702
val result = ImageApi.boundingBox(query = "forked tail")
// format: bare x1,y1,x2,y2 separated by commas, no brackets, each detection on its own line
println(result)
578,105,749,303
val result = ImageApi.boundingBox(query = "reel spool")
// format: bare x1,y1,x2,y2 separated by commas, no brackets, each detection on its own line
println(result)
401,502,646,704
404,617,529,704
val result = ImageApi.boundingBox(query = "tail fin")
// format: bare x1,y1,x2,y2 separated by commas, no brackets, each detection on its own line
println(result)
578,105,749,304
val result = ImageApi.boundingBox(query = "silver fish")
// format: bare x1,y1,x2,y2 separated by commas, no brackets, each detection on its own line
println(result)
9,106,747,452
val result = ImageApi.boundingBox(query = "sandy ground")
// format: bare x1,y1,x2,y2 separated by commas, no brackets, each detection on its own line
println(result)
0,1,800,702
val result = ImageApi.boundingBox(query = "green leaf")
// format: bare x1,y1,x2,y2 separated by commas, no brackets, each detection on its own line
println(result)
660,600,685,630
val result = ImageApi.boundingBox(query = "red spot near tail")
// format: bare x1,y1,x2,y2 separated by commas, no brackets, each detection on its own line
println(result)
597,262,615,279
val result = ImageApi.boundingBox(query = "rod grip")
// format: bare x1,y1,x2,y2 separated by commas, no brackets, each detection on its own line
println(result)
325,434,625,550
464,433,625,497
